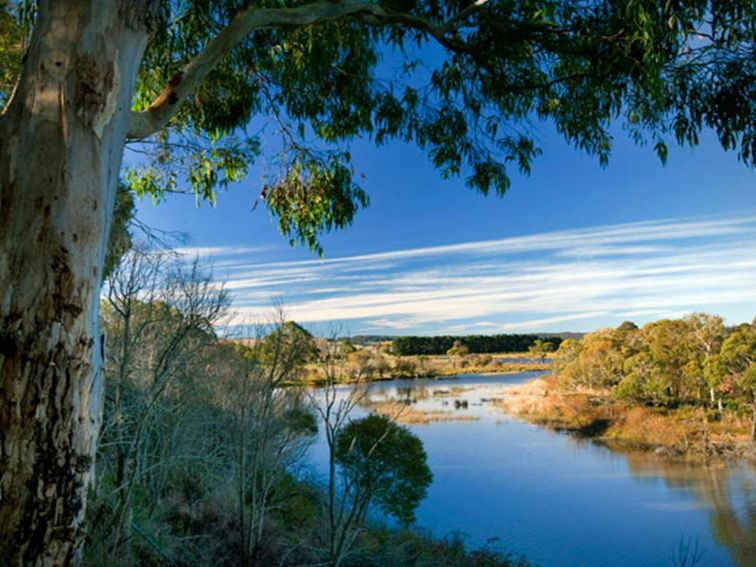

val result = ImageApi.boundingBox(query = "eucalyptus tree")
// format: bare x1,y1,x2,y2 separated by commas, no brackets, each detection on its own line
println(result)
0,0,755,563
717,323,756,441
684,313,726,406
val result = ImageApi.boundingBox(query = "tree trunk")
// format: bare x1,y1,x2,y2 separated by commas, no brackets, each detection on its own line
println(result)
0,1,154,564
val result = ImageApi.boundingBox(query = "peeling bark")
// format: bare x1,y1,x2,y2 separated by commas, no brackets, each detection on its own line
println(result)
0,1,154,564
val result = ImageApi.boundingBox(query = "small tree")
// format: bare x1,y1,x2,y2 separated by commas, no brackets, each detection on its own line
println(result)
102,250,228,527
558,329,626,390
339,340,357,356
307,338,369,566
552,339,583,381
335,415,432,527
528,339,554,363
258,320,319,367
92,247,230,562
446,340,470,357
617,351,671,406
220,312,317,566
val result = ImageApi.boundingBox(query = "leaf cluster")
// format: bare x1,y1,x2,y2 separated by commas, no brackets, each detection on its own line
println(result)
127,1,754,252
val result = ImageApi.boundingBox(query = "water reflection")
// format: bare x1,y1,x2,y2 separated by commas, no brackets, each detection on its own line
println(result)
617,451,756,567
308,373,756,566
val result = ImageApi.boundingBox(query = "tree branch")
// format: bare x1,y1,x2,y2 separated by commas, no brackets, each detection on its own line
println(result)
127,0,474,140
441,0,490,34
128,1,371,138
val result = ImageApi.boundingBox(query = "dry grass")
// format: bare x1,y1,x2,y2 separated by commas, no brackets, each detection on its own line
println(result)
494,376,755,461
605,406,705,452
366,401,479,425
427,355,548,377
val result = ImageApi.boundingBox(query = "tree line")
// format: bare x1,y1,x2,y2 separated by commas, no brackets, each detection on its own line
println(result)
553,315,756,439
392,334,564,356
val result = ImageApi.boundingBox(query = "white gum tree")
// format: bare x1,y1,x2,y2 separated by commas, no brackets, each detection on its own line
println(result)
0,0,754,563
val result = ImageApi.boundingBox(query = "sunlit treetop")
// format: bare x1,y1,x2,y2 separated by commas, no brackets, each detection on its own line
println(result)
3,1,755,254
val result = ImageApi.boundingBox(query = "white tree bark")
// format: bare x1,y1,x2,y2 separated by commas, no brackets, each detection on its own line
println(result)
0,1,156,564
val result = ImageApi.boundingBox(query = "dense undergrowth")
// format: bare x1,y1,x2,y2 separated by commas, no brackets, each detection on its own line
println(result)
86,469,528,566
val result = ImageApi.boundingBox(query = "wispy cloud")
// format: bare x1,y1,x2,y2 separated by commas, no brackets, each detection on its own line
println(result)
208,214,756,334
174,245,270,258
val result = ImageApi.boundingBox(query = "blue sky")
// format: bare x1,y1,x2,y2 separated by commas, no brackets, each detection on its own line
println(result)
135,124,756,335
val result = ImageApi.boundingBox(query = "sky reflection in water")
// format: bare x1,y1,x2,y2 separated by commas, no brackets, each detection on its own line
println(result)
307,373,756,567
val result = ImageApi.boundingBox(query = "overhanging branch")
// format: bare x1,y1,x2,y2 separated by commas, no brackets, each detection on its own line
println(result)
126,0,483,140
128,1,374,139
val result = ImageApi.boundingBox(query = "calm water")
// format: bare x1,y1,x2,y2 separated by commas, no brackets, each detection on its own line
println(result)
307,373,756,567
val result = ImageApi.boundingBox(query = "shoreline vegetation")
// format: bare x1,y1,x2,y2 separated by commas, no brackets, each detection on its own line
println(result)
494,376,756,463
238,325,559,386
92,255,536,566
300,353,550,386
95,263,753,567
354,314,755,465
303,355,755,460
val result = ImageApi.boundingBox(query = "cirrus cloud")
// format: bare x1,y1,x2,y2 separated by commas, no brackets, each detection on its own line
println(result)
188,214,756,334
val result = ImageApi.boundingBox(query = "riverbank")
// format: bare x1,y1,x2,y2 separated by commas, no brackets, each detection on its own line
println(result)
494,375,756,462
301,352,549,386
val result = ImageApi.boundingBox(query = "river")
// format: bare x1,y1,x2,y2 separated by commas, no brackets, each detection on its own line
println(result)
306,372,756,566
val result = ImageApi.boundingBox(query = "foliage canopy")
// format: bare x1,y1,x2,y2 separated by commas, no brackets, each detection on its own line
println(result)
4,1,754,254
554,314,756,413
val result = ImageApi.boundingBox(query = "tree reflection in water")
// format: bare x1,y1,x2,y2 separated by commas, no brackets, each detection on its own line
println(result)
620,452,756,567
